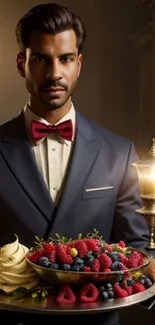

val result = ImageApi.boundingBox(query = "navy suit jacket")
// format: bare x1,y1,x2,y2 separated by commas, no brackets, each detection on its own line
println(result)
0,111,150,324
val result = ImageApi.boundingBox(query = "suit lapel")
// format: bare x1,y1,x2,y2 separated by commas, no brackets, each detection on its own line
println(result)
52,113,102,228
0,113,55,221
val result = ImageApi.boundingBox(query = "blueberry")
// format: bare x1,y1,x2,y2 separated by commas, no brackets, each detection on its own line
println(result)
62,264,71,271
145,278,153,287
101,291,109,299
39,256,49,267
74,257,84,269
49,263,59,269
108,291,114,299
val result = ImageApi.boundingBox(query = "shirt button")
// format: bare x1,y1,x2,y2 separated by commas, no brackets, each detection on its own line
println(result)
52,148,56,151
53,187,56,190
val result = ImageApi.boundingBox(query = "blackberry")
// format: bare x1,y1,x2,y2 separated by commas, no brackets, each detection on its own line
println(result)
99,286,105,293
84,256,94,266
111,261,122,270
39,256,49,267
49,263,59,269
126,279,133,286
108,252,120,262
116,274,124,282
71,265,80,271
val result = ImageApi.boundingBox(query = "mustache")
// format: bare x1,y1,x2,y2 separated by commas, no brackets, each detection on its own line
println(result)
40,78,68,91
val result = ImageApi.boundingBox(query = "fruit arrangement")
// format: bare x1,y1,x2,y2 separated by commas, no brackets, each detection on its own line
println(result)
27,230,146,273
25,230,153,304
54,273,153,304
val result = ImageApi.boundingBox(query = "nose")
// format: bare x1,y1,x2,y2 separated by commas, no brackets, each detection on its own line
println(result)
46,60,62,81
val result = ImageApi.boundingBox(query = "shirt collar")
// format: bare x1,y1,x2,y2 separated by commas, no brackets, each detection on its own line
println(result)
23,102,76,145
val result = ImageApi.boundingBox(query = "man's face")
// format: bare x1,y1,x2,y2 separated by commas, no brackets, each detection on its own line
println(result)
17,29,82,110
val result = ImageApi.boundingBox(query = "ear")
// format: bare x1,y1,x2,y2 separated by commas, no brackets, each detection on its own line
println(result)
77,53,82,77
16,51,26,78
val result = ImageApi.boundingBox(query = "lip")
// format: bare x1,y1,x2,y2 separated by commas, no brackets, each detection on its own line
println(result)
42,88,65,96
43,87,65,92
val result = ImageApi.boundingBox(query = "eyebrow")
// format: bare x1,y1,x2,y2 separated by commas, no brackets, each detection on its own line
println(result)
30,52,77,58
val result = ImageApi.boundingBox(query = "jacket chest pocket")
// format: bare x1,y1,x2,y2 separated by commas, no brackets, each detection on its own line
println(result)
82,186,114,200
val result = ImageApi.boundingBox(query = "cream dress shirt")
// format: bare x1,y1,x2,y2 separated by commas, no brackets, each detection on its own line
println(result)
23,103,76,205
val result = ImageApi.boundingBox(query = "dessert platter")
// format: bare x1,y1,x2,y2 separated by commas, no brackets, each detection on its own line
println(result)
0,230,155,315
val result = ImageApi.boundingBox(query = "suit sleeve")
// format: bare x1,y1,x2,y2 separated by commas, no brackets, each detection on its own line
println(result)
112,141,151,251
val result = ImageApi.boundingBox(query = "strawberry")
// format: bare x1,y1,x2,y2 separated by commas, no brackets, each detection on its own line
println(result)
56,285,76,304
28,248,44,263
77,282,99,302
43,243,56,254
56,244,73,265
91,259,100,272
48,251,56,264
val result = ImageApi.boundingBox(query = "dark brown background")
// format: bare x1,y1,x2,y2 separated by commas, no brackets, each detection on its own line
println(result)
0,0,154,323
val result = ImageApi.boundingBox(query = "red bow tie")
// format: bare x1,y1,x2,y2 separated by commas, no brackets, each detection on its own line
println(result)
31,119,73,142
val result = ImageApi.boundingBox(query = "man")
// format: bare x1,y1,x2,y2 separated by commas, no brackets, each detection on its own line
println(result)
0,3,154,325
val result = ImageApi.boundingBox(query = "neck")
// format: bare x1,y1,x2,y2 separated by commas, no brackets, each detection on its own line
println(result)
28,97,71,124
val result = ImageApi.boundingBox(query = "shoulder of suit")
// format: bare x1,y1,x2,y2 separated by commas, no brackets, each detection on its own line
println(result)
78,112,132,149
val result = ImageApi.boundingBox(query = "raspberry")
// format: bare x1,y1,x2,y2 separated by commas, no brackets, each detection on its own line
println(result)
91,259,100,272
118,252,128,265
118,240,126,248
98,253,112,270
83,266,91,272
126,251,144,269
28,248,44,263
77,282,99,302
43,243,56,254
113,283,128,298
132,282,145,293
56,244,73,265
104,268,111,272
68,240,88,258
122,275,134,295
56,285,76,304
104,244,113,252
84,239,100,252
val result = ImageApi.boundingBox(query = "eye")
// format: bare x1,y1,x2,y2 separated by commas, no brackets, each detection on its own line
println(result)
60,56,74,63
33,56,46,62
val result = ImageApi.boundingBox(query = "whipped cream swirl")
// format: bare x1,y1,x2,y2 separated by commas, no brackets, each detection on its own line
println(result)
0,236,39,293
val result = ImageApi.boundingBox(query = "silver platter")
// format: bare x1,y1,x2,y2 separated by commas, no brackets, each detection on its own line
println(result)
0,283,155,315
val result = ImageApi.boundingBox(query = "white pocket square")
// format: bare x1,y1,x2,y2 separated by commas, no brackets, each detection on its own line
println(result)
85,186,114,192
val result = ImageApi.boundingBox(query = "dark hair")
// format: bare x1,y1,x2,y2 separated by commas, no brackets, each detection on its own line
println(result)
15,3,87,54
